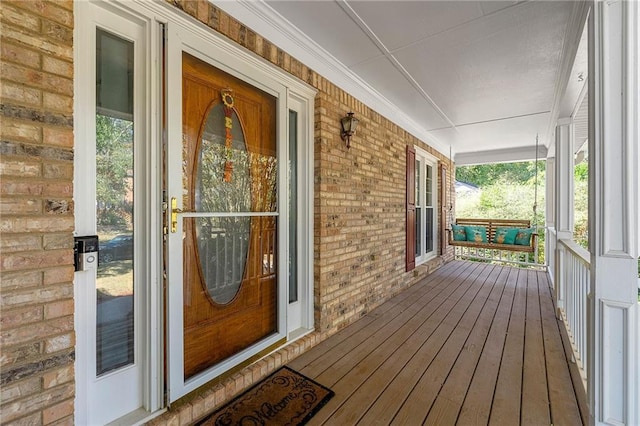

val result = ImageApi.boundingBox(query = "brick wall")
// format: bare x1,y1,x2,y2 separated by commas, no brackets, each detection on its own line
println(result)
0,1,76,425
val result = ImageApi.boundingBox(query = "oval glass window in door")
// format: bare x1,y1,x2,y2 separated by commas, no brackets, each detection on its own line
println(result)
195,102,250,304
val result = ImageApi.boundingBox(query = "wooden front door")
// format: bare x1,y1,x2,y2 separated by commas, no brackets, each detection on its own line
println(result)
181,53,278,379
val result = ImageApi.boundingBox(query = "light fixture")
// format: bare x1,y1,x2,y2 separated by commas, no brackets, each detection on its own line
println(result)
340,112,359,149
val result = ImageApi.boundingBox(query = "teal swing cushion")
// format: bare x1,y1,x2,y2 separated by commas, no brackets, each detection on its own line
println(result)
493,227,518,245
464,226,488,243
451,224,467,241
514,228,534,245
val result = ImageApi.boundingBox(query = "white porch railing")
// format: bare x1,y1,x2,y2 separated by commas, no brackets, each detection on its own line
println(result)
546,227,556,286
556,238,590,387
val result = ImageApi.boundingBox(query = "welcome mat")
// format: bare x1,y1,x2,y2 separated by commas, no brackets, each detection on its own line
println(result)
195,366,334,426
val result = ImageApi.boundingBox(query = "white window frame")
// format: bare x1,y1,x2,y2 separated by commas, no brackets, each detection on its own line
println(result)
286,94,315,339
414,146,438,264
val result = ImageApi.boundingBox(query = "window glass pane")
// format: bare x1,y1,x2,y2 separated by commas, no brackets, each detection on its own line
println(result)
426,207,434,253
415,159,421,206
415,207,422,256
426,164,433,206
289,110,298,303
95,29,134,376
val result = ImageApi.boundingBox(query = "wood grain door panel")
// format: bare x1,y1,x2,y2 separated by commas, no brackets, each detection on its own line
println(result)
182,53,277,379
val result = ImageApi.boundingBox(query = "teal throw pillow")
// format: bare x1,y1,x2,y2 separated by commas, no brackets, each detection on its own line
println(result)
514,228,534,246
493,227,518,245
464,226,488,243
451,224,467,241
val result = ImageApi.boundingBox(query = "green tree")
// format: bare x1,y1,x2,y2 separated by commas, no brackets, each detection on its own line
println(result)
573,160,588,248
96,114,134,228
456,161,545,188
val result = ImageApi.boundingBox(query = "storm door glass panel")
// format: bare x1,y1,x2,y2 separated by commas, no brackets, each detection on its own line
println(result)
288,110,298,303
425,164,434,254
95,29,135,376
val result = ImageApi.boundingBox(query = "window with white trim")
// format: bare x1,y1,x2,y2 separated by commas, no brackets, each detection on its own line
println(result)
415,147,438,264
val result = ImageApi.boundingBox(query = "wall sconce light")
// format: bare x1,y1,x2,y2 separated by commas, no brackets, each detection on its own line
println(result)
340,112,359,149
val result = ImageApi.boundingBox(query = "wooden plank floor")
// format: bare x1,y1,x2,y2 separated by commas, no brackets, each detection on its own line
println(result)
288,260,582,426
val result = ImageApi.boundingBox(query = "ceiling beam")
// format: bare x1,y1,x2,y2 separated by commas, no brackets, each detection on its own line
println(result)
456,145,548,166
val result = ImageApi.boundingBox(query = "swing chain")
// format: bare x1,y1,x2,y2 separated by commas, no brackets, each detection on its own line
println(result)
533,134,539,232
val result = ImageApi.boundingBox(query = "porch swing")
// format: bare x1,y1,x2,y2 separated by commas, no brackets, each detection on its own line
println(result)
447,136,540,254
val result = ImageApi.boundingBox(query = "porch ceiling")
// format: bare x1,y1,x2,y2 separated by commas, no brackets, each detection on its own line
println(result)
213,0,588,165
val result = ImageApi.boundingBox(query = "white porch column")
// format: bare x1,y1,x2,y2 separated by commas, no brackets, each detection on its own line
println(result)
545,157,556,287
554,120,574,312
588,1,639,425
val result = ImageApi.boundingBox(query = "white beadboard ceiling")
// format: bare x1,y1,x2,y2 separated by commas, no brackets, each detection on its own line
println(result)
213,0,589,165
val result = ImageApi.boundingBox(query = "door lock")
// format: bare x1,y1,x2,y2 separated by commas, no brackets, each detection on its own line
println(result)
171,197,182,233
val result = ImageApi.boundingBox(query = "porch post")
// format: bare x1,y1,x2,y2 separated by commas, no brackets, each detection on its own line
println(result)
554,119,574,313
588,1,639,425
545,156,556,287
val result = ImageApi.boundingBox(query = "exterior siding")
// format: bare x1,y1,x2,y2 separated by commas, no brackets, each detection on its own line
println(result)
0,1,76,425
0,0,454,424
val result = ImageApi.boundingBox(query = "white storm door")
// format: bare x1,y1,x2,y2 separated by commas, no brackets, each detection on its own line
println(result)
165,26,289,402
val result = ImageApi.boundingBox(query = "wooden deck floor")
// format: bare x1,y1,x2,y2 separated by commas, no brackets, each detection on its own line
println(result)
288,260,583,425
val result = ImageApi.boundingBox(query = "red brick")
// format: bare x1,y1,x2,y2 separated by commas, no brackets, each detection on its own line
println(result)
44,332,74,353
42,234,72,250
42,127,72,148
42,162,72,180
0,248,73,272
42,364,73,389
1,284,73,310
42,266,73,286
1,377,42,404
0,21,72,60
43,299,73,320
0,270,42,291
1,81,42,107
41,73,73,97
0,3,42,32
1,305,44,329
0,120,42,144
0,217,73,234
1,315,73,347
46,414,73,426
3,412,43,426
0,198,41,215
0,383,73,423
42,56,72,78
41,1,74,27
0,234,42,253
42,93,72,113
0,158,42,178
41,20,72,44
1,41,42,69
0,180,73,197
